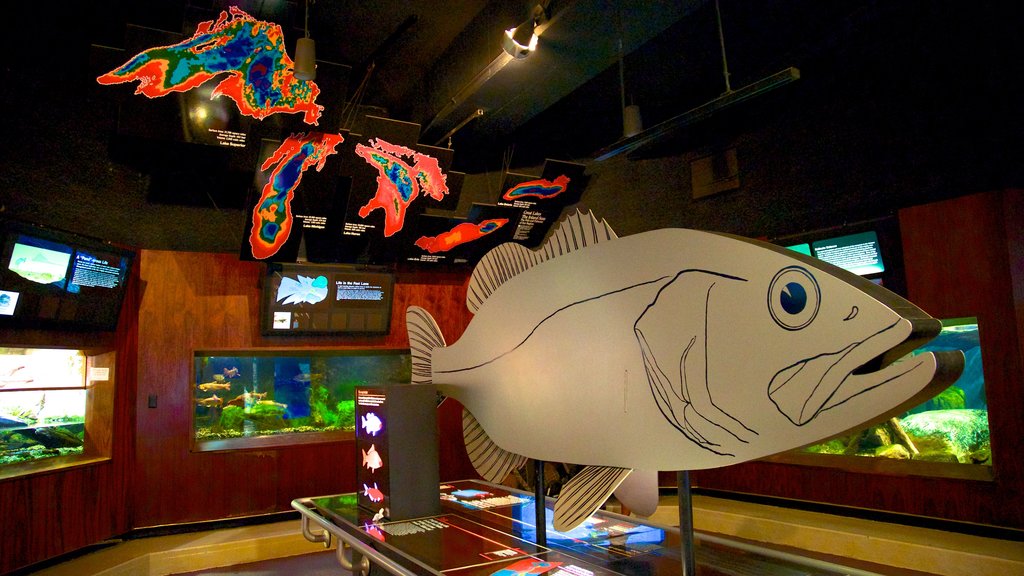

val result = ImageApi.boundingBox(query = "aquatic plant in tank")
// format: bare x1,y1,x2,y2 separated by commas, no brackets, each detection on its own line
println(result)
801,318,991,466
193,350,411,445
0,349,87,466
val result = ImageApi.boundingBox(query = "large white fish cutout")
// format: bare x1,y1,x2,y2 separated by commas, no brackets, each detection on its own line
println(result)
407,211,962,532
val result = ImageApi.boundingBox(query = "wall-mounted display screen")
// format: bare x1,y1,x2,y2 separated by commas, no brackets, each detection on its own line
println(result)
0,220,134,331
787,231,885,276
775,216,904,295
261,263,394,335
810,231,885,276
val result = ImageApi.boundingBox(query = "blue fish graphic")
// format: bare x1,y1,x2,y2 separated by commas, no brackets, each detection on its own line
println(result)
407,211,962,531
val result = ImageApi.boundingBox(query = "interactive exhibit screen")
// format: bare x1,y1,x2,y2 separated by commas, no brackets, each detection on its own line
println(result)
0,220,134,331
777,218,905,294
261,263,394,335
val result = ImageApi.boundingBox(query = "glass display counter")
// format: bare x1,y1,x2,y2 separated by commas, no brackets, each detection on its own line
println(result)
294,480,903,576
192,348,410,451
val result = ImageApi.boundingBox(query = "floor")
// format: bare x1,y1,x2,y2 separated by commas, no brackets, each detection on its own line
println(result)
169,550,343,576
23,495,1024,576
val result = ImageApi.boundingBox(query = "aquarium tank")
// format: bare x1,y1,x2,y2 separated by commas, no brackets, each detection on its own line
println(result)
0,348,87,466
800,318,991,466
193,349,411,447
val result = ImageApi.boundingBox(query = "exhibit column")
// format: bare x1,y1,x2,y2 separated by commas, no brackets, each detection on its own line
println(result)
535,459,547,547
678,471,696,575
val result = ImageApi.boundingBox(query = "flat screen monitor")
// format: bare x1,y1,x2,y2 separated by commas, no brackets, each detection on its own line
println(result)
0,220,134,331
810,230,885,276
261,263,394,335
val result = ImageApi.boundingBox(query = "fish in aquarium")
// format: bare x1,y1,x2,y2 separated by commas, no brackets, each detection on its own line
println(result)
226,388,266,407
223,367,241,378
1,365,32,388
258,400,288,409
361,412,383,436
196,395,223,408
362,444,383,472
198,381,232,392
407,210,963,531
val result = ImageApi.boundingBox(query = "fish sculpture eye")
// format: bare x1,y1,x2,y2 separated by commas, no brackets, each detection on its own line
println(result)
768,266,820,330
780,282,807,314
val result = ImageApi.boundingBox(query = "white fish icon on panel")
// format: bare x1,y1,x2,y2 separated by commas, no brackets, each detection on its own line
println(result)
407,211,962,532
362,444,383,472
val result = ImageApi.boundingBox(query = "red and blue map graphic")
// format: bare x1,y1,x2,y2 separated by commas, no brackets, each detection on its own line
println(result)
249,132,345,259
355,138,449,237
502,175,570,201
414,219,509,254
97,7,324,125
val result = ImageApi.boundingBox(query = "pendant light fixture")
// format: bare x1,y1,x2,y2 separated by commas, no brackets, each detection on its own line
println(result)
294,0,316,81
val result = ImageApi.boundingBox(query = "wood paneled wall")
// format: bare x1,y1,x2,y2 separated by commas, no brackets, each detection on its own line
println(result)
0,264,140,575
132,251,476,527
691,189,1024,530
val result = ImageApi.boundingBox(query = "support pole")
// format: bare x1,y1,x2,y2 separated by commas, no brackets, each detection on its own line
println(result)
677,471,696,575
534,459,547,547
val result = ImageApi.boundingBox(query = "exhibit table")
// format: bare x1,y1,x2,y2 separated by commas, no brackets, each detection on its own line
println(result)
293,480,891,576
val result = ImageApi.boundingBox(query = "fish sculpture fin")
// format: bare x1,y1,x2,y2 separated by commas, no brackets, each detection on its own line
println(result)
463,409,527,483
407,306,447,385
467,242,545,313
466,210,617,313
612,469,660,518
553,465,632,532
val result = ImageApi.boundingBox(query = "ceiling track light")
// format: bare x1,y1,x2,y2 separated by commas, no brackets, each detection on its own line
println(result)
294,0,316,81
502,3,548,59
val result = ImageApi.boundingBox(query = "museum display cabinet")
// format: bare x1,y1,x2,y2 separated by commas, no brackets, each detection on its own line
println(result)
192,348,411,452
770,316,993,482
0,346,116,480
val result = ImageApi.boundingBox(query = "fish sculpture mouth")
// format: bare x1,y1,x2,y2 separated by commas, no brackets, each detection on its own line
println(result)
767,319,932,426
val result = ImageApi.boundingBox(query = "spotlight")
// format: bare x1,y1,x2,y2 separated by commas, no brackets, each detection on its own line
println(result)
502,4,547,59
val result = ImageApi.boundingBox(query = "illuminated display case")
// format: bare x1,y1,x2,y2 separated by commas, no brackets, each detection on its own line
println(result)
0,347,116,479
774,317,992,479
192,348,410,452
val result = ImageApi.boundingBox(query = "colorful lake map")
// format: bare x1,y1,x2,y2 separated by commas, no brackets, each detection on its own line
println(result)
97,7,324,125
249,132,345,259
354,139,449,237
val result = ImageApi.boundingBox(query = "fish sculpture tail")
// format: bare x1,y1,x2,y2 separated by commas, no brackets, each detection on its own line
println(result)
406,305,528,483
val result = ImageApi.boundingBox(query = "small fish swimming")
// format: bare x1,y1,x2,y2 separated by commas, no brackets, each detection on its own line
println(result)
213,374,226,382
227,390,266,407
198,381,232,392
363,483,384,503
223,367,241,378
362,444,383,472
196,394,223,408
361,412,383,436
407,211,963,531
293,373,312,383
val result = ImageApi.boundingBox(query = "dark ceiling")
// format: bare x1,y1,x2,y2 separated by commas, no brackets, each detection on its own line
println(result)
0,1,1017,254
27,0,881,170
